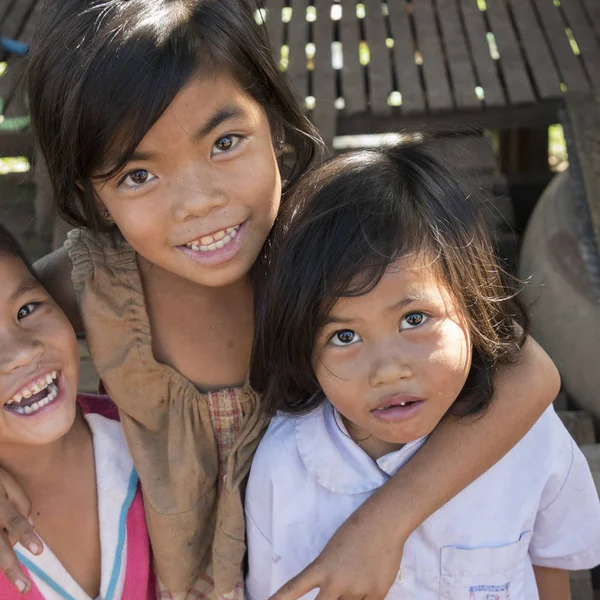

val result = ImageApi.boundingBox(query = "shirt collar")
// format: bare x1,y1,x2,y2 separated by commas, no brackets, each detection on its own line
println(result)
295,402,427,494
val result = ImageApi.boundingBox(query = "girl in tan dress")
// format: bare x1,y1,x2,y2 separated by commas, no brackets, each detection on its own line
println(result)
0,0,559,598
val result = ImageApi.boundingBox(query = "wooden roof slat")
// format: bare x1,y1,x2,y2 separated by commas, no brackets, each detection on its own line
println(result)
15,0,41,44
265,0,285,58
559,0,600,90
1,0,34,40
458,0,505,107
503,0,562,99
530,0,589,93
0,0,14,27
339,1,367,115
312,0,336,149
0,0,39,116
485,0,535,104
385,0,425,114
411,0,453,111
580,0,600,39
435,0,479,109
286,0,310,103
362,0,392,115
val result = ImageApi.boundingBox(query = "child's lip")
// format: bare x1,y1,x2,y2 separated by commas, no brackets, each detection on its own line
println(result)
180,221,244,247
4,369,61,406
372,394,423,411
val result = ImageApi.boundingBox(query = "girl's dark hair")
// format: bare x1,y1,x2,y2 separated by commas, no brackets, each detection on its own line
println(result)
25,0,321,233
251,141,529,418
0,224,36,276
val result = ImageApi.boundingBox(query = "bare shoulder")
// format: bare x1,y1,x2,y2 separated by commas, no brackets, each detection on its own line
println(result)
34,247,83,333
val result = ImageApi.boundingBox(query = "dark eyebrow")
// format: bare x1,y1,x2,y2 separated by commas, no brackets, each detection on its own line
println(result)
195,106,247,140
9,278,42,303
322,294,428,327
125,106,248,164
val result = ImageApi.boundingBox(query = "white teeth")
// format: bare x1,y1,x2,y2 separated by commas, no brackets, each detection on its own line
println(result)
7,374,59,408
185,225,240,252
400,402,406,406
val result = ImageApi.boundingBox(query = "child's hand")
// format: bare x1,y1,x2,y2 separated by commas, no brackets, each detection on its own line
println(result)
269,508,404,600
0,469,43,593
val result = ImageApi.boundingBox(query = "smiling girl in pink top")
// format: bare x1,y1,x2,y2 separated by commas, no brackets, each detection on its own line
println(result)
0,224,153,599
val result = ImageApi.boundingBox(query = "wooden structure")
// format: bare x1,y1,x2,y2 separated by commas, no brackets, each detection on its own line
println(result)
1,0,598,260
260,0,600,148
0,0,43,160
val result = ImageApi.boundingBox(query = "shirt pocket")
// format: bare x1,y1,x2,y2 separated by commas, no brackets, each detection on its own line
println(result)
439,531,532,600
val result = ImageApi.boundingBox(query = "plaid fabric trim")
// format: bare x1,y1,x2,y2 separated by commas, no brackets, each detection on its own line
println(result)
155,388,252,600
208,388,247,493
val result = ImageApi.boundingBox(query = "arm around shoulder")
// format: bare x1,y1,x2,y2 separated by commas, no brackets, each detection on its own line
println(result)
34,247,83,334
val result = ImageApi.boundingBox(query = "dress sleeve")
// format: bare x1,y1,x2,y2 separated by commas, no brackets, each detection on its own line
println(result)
529,425,600,570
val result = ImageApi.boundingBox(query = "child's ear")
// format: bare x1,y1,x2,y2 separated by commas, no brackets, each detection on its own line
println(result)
274,136,285,157
271,122,285,157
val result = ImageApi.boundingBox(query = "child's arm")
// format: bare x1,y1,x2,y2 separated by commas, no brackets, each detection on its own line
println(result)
34,247,83,334
533,567,571,600
271,336,561,600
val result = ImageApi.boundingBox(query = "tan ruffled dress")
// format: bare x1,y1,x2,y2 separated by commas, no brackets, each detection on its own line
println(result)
66,229,267,599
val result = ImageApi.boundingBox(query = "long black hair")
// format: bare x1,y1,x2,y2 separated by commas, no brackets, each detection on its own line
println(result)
25,0,321,233
251,141,529,418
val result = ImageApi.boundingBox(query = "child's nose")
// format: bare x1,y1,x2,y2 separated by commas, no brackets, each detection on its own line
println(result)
0,332,44,374
368,342,413,387
172,166,229,221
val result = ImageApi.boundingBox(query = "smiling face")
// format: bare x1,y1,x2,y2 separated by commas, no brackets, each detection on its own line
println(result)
0,255,80,447
93,72,282,288
313,255,472,460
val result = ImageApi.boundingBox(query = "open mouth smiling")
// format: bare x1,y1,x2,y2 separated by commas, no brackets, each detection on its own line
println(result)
4,371,60,416
184,224,241,253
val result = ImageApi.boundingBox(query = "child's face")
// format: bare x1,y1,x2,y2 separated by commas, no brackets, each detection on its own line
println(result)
94,72,282,288
0,255,80,447
313,254,471,460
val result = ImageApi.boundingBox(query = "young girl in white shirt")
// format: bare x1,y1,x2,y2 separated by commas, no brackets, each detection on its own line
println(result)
246,142,600,600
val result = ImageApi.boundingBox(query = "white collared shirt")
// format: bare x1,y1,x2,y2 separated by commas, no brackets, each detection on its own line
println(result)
245,404,600,600
15,413,136,600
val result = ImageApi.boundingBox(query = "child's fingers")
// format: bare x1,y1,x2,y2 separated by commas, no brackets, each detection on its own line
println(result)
268,562,322,600
0,533,31,593
0,472,42,554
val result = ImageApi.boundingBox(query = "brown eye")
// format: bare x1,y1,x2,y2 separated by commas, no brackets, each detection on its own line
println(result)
17,303,38,320
130,169,149,185
330,329,361,346
401,312,427,330
215,136,233,151
121,169,156,188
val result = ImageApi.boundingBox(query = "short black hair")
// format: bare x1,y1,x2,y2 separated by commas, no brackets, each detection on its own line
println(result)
251,141,529,418
25,0,321,234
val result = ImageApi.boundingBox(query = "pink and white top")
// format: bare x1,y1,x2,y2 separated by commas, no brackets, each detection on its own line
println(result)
0,394,154,600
